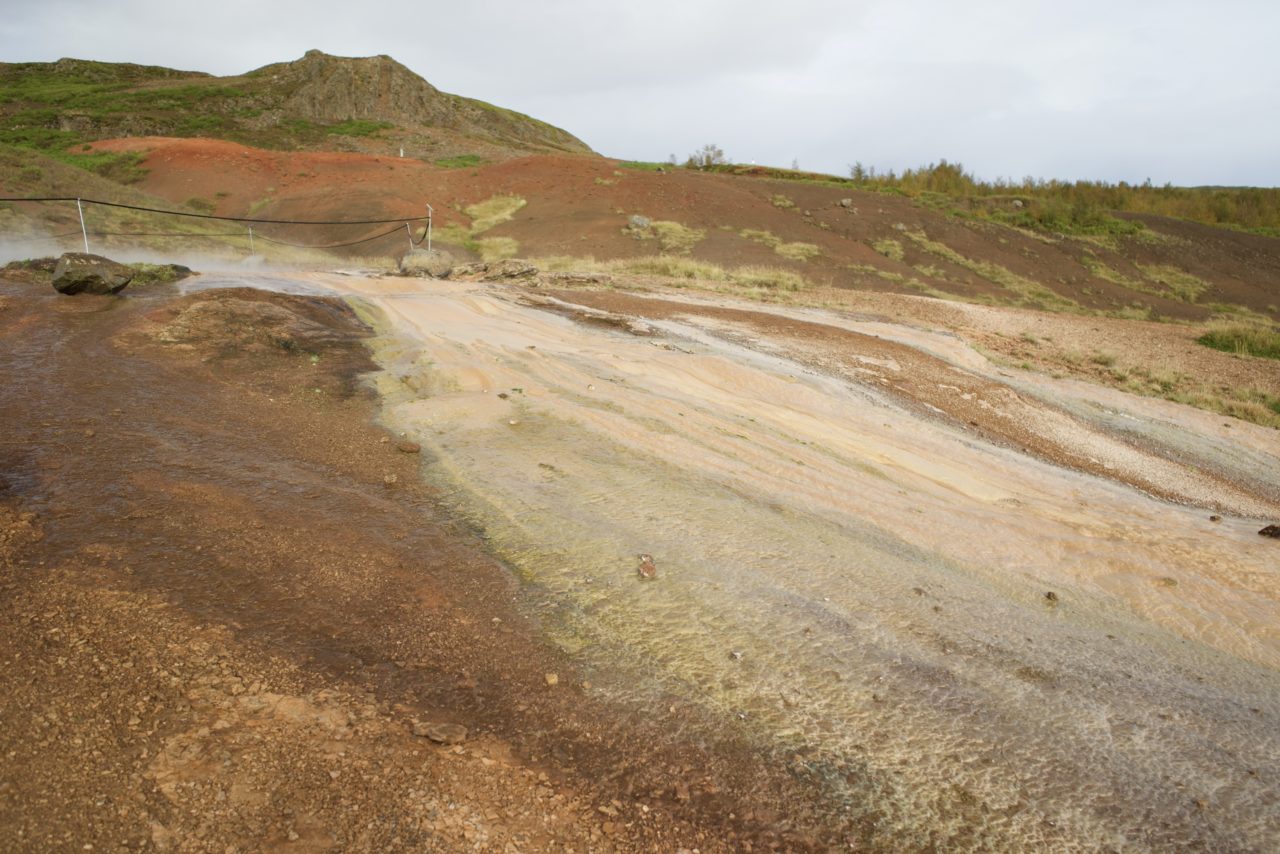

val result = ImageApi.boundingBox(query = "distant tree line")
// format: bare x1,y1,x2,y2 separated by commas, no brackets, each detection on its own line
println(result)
660,147,1279,235
847,159,1280,236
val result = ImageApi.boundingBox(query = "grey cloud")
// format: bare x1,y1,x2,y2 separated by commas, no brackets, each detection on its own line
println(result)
2,0,1277,184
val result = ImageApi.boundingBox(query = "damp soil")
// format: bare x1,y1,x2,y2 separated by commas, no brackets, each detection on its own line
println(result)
0,281,841,851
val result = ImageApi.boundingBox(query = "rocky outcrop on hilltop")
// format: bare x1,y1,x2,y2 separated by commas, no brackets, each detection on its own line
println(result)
0,51,592,157
249,50,590,153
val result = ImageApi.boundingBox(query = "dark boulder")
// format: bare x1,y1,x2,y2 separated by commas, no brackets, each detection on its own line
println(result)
1260,525,1280,539
51,253,133,295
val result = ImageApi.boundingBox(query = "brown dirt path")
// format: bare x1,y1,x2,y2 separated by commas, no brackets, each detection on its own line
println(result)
0,283,836,851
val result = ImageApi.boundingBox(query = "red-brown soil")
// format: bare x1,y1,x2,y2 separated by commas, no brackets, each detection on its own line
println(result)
0,282,846,851
85,137,1280,321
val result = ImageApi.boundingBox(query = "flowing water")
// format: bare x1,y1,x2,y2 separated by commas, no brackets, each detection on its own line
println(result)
301,274,1278,848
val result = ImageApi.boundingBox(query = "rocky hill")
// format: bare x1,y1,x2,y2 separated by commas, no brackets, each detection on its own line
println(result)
0,50,592,160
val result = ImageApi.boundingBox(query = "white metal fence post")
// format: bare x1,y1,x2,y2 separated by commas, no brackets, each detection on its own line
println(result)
426,204,433,252
76,198,89,253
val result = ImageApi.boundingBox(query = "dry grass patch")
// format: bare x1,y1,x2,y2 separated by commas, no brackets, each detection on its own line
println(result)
1082,254,1209,303
466,195,526,232
871,238,905,262
534,255,809,291
1198,323,1280,360
474,237,519,262
1137,264,1210,302
904,229,1080,311
740,229,820,261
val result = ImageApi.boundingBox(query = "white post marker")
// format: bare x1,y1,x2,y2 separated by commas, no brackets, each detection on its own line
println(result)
405,222,413,252
76,198,89,254
426,203,433,253
248,226,255,255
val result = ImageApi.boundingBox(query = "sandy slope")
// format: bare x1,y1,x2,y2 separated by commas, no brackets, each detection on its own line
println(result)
3,269,1278,850
330,272,1279,849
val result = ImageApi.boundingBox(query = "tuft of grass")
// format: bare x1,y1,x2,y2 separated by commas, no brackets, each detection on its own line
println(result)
730,265,807,290
474,236,519,261
435,154,483,169
653,221,705,254
776,242,820,262
629,220,705,255
1136,264,1210,302
533,255,809,291
770,194,795,209
903,229,1079,310
324,119,395,137
128,262,193,285
740,229,820,261
465,195,526,233
1083,255,1209,303
1197,323,1280,360
871,238,905,262
617,161,667,172
45,149,148,184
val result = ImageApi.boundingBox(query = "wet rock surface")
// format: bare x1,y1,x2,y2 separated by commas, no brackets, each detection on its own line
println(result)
52,252,133,295
398,247,454,278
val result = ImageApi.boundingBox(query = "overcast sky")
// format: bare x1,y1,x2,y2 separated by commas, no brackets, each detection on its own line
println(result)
4,0,1278,185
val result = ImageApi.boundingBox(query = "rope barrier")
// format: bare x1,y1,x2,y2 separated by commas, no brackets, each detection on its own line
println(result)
0,196,430,226
82,230,247,238
3,196,436,254
251,224,409,250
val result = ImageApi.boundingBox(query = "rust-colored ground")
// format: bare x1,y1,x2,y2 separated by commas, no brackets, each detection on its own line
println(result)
0,282,838,851
85,137,1280,322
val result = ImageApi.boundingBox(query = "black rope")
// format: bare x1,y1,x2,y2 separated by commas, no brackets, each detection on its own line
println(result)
0,196,429,226
252,223,407,249
84,230,246,238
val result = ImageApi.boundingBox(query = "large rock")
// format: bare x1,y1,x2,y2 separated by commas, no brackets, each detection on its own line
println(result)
398,248,454,278
447,259,539,282
52,253,134,295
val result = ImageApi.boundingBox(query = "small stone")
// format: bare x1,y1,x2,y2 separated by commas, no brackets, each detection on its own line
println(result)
395,441,421,454
1044,591,1059,604
637,554,657,580
1259,525,1280,538
544,673,559,687
497,392,509,399
1209,515,1222,522
383,474,399,487
412,721,468,744
728,650,743,661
